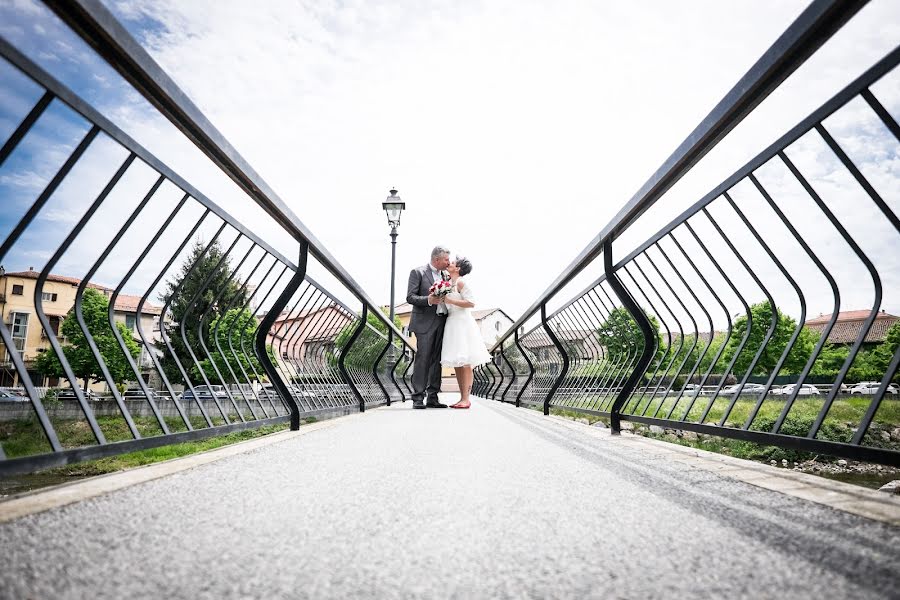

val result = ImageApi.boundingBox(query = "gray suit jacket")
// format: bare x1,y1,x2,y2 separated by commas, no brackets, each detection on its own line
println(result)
406,265,447,334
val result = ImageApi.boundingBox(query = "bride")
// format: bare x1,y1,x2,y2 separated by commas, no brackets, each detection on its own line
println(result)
440,256,492,409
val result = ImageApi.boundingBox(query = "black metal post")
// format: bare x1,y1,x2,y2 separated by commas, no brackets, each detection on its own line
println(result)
256,242,309,430
603,240,657,434
389,225,398,325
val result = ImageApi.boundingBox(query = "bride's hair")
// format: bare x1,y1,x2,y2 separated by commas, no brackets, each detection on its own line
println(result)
455,256,473,277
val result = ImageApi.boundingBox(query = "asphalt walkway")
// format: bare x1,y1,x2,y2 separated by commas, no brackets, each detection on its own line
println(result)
1,395,898,599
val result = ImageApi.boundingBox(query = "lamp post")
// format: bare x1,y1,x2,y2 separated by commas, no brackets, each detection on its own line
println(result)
382,188,405,325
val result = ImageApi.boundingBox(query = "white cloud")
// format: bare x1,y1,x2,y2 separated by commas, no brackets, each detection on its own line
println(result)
1,0,898,331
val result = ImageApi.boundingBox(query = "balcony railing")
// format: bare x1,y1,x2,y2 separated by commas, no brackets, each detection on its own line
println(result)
476,0,900,467
0,0,416,476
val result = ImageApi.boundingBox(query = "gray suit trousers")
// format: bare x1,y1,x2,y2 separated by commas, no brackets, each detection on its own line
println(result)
411,320,446,403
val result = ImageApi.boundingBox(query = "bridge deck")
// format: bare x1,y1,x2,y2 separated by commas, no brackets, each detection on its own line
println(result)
1,396,898,599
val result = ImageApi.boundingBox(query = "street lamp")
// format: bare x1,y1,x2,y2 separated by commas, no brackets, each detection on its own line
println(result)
382,188,405,325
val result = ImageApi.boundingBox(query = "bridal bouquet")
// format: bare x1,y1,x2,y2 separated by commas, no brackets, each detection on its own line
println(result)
430,274,452,315
429,279,452,298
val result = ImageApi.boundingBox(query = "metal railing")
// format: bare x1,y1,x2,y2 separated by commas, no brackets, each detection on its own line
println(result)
0,1,415,475
477,0,900,466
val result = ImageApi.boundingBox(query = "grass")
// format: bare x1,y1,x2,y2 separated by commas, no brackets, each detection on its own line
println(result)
0,415,318,495
537,395,899,466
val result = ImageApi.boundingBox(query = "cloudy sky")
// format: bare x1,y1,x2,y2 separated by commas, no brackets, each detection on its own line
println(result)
1,0,898,335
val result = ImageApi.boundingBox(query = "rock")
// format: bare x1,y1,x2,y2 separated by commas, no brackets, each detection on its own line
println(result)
649,425,665,434
575,418,590,425
593,421,607,428
878,480,900,495
880,431,892,443
621,422,634,431
837,459,848,467
770,460,778,466
891,428,900,443
679,431,699,441
781,459,788,467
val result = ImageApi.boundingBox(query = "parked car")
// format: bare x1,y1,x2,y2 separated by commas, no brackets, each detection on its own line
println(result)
56,388,103,401
0,389,28,402
850,382,899,395
261,383,318,400
775,384,821,396
721,383,768,396
122,388,159,401
179,385,228,402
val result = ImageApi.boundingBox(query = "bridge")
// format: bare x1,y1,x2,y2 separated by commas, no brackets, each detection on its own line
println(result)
0,0,899,597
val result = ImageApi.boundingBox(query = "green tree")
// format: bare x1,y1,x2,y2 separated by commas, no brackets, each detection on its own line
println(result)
719,301,817,377
190,307,271,384
596,306,662,362
848,322,900,382
334,309,403,370
809,342,850,377
33,288,140,390
155,240,248,384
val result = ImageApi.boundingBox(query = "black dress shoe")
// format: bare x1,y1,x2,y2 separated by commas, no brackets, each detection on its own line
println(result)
425,400,448,408
412,400,426,409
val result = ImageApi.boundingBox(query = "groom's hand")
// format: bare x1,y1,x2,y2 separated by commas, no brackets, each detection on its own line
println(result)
428,295,439,306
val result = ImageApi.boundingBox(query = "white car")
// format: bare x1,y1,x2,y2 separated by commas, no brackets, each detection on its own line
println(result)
721,383,768,396
776,384,820,396
850,382,899,395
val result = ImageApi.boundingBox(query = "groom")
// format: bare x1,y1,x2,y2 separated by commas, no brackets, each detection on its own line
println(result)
406,245,451,409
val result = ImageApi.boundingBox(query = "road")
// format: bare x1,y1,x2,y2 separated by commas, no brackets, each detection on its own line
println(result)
1,396,898,599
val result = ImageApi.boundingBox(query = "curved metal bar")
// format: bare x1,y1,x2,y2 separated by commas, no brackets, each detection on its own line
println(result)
33,153,135,433
138,208,212,428
178,230,243,421
619,264,671,414
724,193,808,430
200,242,259,419
0,90,54,166
373,330,394,405
540,304,569,416
255,243,309,429
240,264,291,415
388,333,407,402
604,241,658,433
338,306,369,413
108,191,191,434
651,241,706,418
499,345,517,403
158,221,228,423
631,257,684,413
513,329,535,408
747,172,841,428
216,251,272,418
70,173,166,440
668,228,734,422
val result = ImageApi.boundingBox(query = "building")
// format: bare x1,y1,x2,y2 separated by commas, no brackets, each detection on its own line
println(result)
264,305,352,374
805,309,899,345
0,268,164,388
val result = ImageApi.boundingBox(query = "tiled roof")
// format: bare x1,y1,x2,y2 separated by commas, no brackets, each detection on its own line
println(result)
5,269,88,286
113,293,162,316
805,310,898,344
4,270,161,314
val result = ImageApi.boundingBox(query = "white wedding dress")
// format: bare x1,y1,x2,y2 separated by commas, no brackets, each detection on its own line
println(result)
441,278,493,368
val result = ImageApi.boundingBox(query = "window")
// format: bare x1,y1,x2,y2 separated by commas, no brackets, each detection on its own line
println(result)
10,312,28,353
40,292,58,302
11,284,23,296
125,314,137,331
